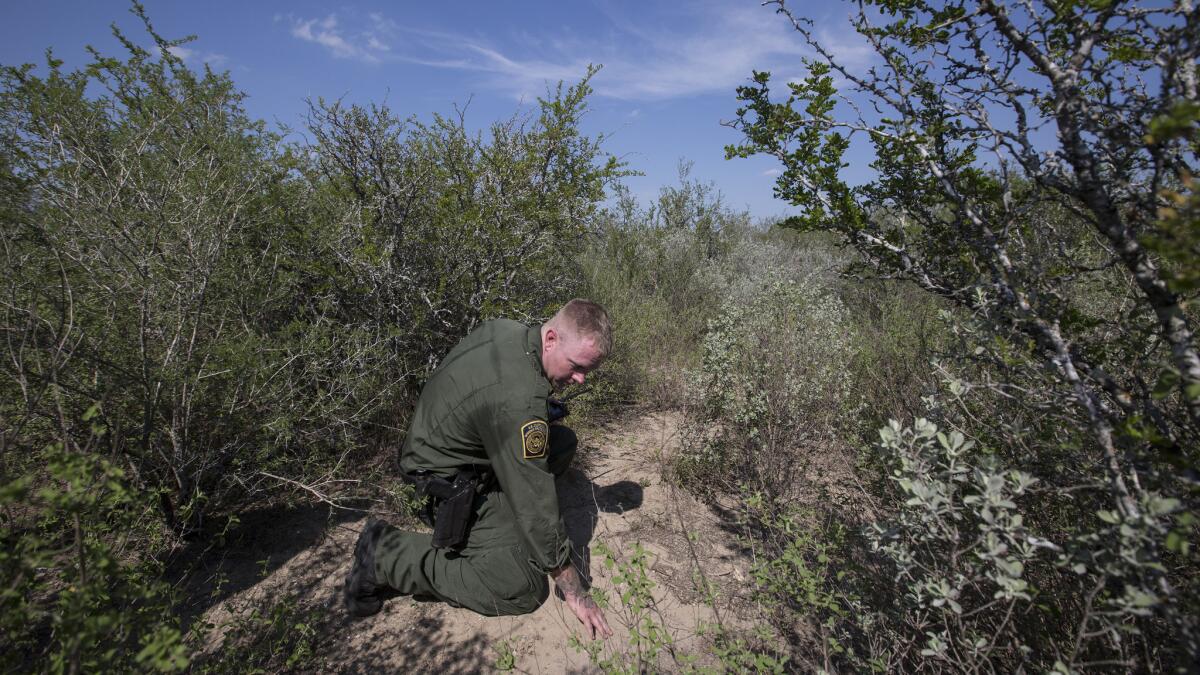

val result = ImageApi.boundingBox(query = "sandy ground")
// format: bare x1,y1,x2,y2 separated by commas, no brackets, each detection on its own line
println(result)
189,412,764,673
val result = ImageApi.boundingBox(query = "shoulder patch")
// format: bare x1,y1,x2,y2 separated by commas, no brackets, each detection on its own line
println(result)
521,420,549,459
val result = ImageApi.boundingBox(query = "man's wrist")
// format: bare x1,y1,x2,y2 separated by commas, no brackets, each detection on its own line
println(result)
552,563,588,600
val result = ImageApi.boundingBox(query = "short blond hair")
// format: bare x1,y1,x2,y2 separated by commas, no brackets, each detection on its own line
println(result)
549,299,613,357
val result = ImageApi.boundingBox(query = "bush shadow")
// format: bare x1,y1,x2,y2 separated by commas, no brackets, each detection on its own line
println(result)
318,608,494,674
556,469,644,587
167,501,364,630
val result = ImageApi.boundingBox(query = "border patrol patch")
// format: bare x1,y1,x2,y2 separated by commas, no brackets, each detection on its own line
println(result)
521,420,549,459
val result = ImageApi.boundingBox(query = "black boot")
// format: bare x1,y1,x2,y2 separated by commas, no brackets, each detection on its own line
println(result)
343,517,388,618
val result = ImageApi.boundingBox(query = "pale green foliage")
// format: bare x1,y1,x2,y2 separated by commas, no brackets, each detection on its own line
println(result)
730,398,1195,672
877,419,1038,602
698,231,848,309
579,168,748,412
1065,485,1186,622
679,276,856,498
870,418,1043,666
580,166,850,419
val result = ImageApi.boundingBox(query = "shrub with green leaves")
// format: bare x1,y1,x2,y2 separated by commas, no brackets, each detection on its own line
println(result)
722,401,1196,672
0,9,318,533
1,442,185,673
0,7,623,527
867,418,1045,670
579,169,746,413
739,500,851,673
299,64,628,376
0,6,626,666
191,594,321,673
724,0,1200,666
678,275,857,499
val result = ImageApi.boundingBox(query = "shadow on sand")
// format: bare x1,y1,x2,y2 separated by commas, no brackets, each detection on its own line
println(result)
557,468,644,586
323,607,496,674
171,467,643,671
168,501,364,630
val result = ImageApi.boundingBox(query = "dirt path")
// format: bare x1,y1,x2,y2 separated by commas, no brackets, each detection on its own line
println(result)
196,411,760,673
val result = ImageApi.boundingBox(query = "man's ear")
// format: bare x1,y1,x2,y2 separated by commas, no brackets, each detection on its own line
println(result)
543,327,557,351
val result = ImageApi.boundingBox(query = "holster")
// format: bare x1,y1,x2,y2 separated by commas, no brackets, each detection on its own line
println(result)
405,469,479,550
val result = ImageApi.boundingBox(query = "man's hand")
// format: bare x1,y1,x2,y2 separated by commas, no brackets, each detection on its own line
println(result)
552,563,613,640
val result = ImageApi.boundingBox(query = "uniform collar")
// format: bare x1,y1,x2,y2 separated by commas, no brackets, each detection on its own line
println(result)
526,324,547,380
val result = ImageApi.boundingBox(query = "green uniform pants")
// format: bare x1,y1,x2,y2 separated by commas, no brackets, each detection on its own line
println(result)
374,427,576,616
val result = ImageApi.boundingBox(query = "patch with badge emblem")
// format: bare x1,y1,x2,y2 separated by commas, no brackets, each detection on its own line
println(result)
521,420,549,459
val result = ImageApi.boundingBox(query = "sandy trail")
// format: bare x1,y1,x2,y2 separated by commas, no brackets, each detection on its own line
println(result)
195,411,759,673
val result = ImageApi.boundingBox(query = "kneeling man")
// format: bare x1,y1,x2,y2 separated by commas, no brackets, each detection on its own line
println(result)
344,299,613,640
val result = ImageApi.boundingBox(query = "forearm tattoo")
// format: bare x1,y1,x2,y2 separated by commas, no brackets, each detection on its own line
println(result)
554,566,593,604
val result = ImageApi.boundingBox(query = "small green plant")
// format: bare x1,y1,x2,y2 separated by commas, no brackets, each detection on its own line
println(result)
193,594,321,673
574,541,679,674
705,490,870,673
703,626,789,674
492,639,517,671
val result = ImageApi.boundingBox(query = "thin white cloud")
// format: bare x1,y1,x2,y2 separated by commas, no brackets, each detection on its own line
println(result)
288,14,389,64
581,3,812,100
283,3,871,101
762,168,782,177
367,12,399,35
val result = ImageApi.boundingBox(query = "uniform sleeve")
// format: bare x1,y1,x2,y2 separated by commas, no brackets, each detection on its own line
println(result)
476,392,571,575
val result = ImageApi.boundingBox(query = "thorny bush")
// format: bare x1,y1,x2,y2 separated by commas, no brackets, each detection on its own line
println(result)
0,7,622,669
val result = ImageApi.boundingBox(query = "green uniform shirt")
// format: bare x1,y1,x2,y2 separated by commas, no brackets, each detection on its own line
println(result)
399,319,570,574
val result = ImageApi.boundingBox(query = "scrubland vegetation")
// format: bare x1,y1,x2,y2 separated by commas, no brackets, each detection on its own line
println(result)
2,1,1198,672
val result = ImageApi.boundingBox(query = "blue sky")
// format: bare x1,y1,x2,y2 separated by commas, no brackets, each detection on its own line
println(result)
0,0,878,220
